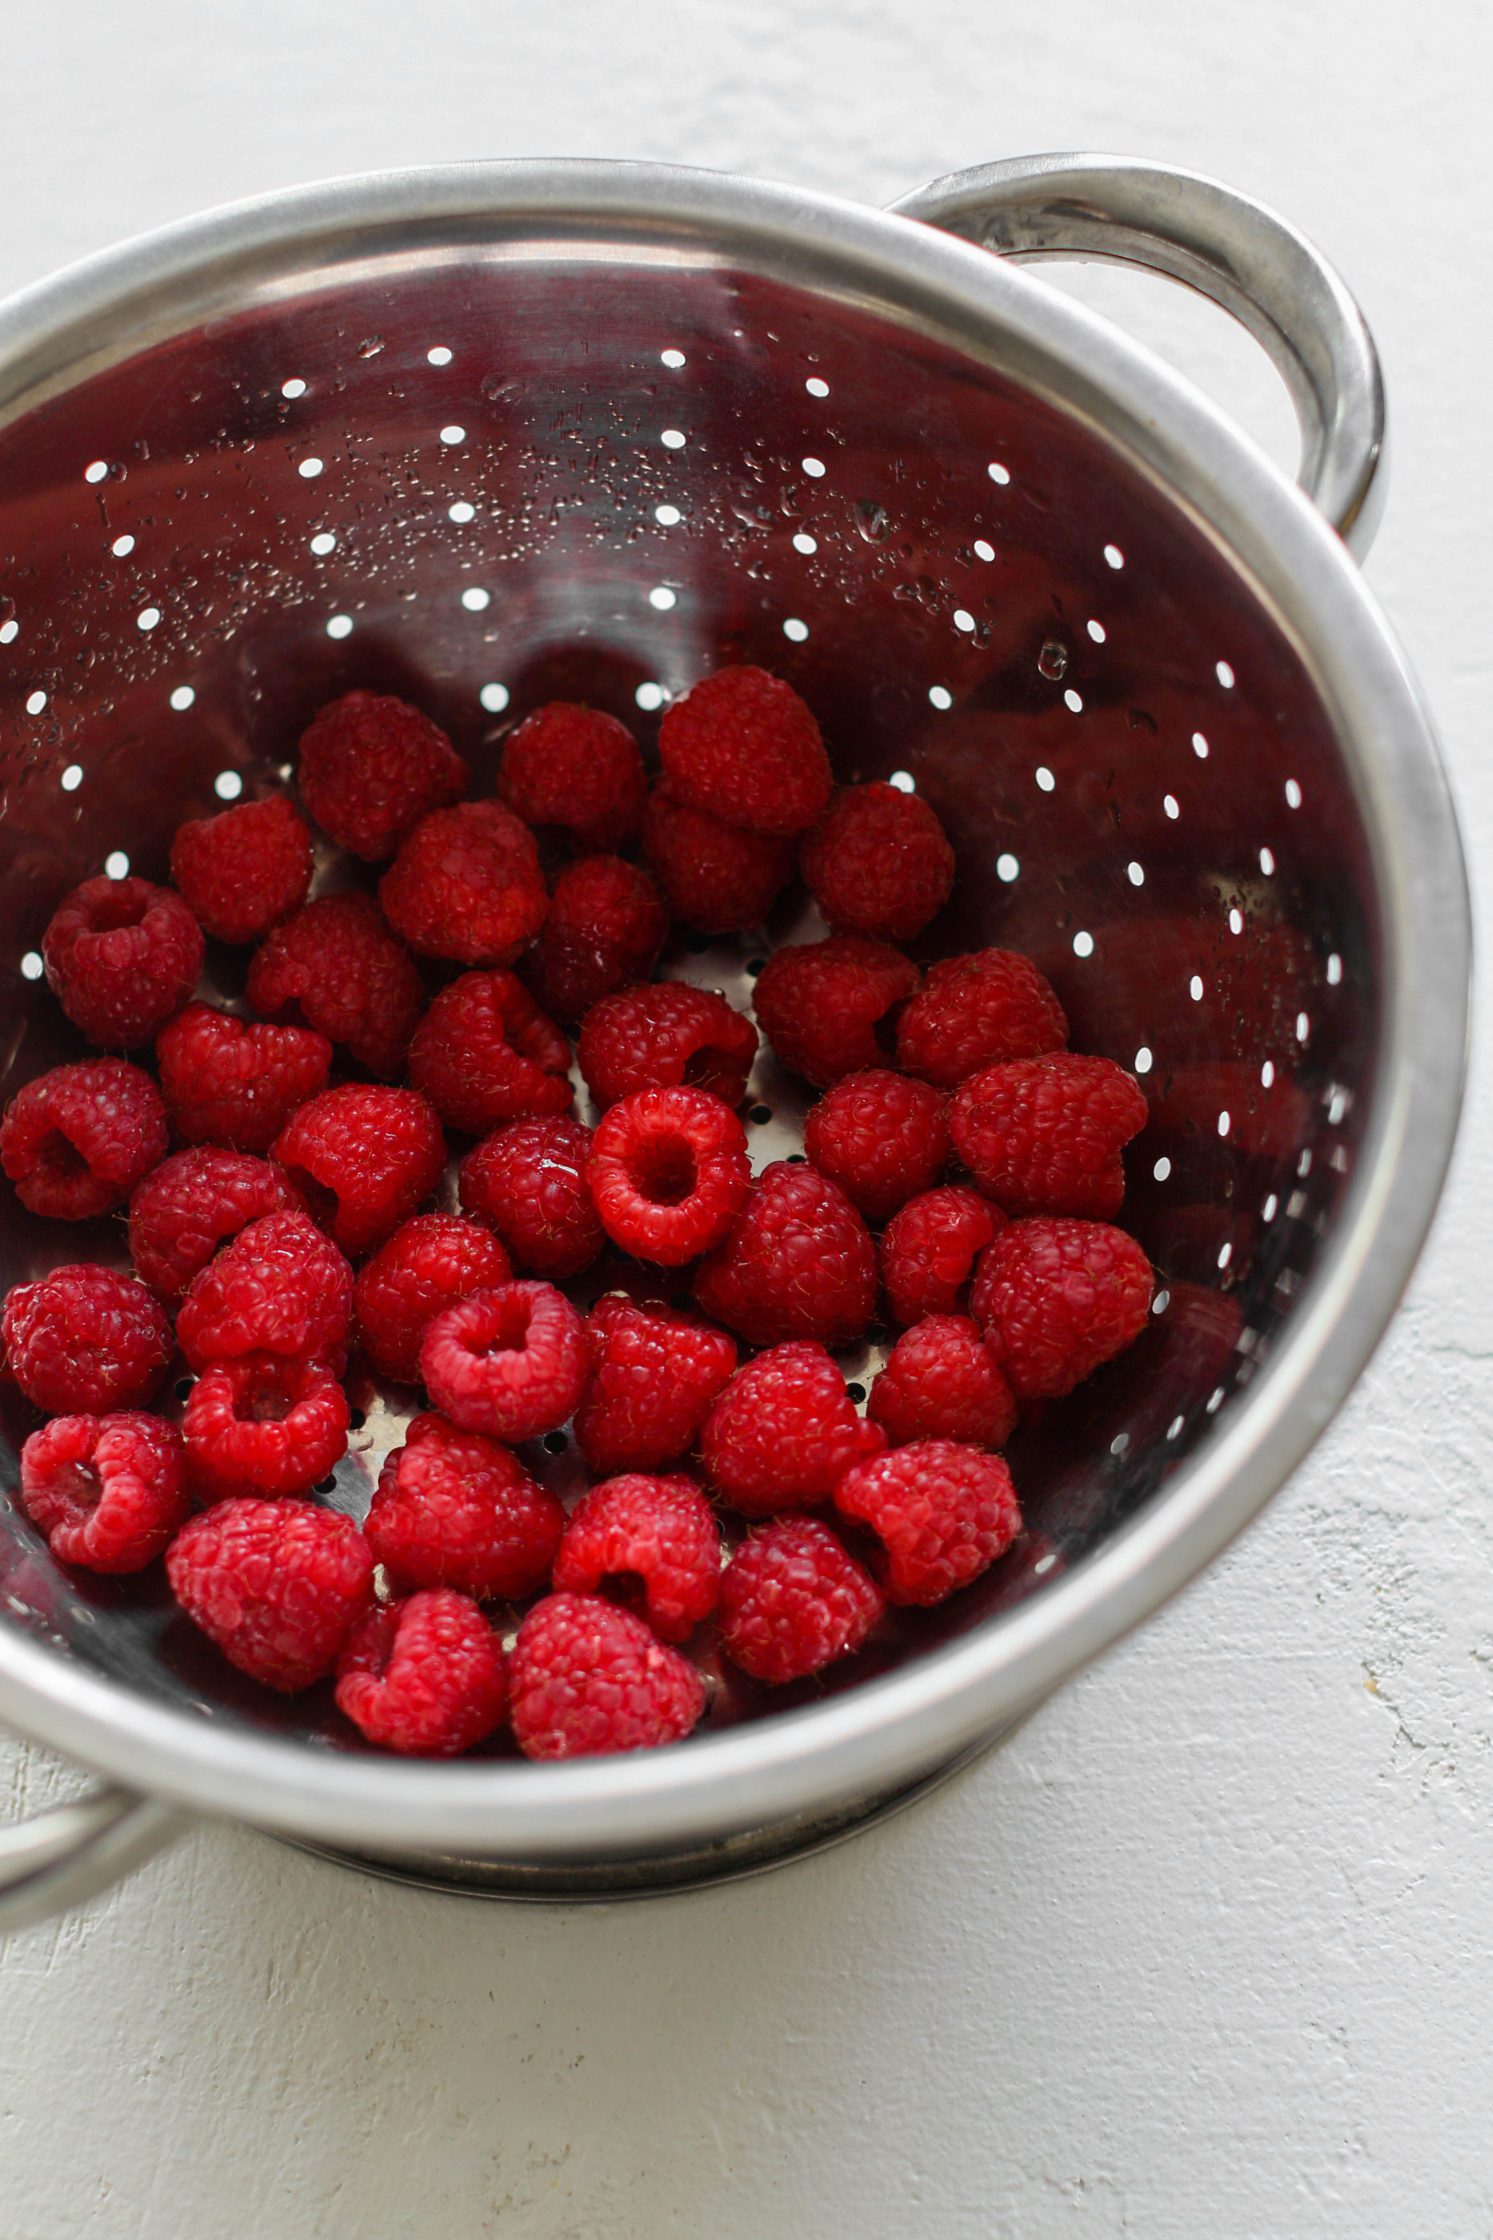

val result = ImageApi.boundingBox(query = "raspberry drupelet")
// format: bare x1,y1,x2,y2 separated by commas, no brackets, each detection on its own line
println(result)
949,1052,1148,1219
529,855,669,1024
866,1315,1018,1449
658,665,832,836
353,1213,512,1385
835,1440,1022,1606
552,1473,722,1642
803,1069,950,1222
170,794,314,944
166,1498,374,1692
720,1516,885,1684
296,690,467,861
458,1116,603,1281
752,935,919,1088
970,1216,1154,1399
895,948,1069,1088
408,969,573,1136
175,1209,353,1373
182,1352,350,1503
508,1592,706,1759
365,1412,563,1599
247,892,424,1080
800,781,956,943
43,875,204,1050
419,1280,588,1443
880,1185,1005,1328
272,1084,447,1257
700,1340,885,1516
586,1086,750,1266
641,787,796,934
2,1265,172,1416
573,1293,737,1476
335,1590,508,1757
694,1158,876,1349
19,1413,190,1573
129,1147,304,1305
577,981,758,1110
496,701,648,853
2,1057,167,1221
379,801,548,966
156,1002,332,1153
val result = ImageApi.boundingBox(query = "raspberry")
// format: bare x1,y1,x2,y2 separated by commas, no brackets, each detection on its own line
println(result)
156,1002,332,1153
43,875,203,1050
641,787,795,933
379,801,547,966
170,795,313,944
835,1440,1021,1606
587,1087,749,1266
182,1351,349,1501
866,1315,1017,1448
458,1116,602,1280
2,1265,171,1415
801,782,955,942
365,1412,563,1598
880,1185,1004,1327
419,1280,588,1442
699,1340,884,1515
508,1593,705,1759
272,1084,447,1256
335,1590,508,1756
496,701,647,852
166,1497,373,1691
949,1053,1148,1219
694,1160,876,1348
970,1216,1153,1399
408,970,573,1135
528,856,668,1024
2,1058,167,1220
19,1413,189,1573
176,1209,353,1373
658,665,832,836
573,1293,736,1475
248,893,424,1080
720,1516,884,1683
129,1147,302,1305
803,1069,949,1222
895,948,1068,1088
753,935,918,1088
552,1473,722,1641
577,981,758,1109
297,690,466,861
353,1213,512,1384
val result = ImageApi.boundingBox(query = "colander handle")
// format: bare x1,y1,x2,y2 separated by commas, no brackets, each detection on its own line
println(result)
0,1776,184,1934
891,153,1386,555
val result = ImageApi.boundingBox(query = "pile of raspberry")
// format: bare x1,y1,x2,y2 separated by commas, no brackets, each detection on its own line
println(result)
0,670,1154,1762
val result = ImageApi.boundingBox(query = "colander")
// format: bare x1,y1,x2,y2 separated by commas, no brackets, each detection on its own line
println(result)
0,153,1468,1930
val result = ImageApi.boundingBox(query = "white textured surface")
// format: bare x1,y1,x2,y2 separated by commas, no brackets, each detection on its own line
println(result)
4,3,1492,2233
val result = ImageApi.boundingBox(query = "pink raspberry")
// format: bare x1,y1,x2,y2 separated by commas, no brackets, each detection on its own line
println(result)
699,1340,885,1515
297,690,466,861
156,1002,332,1153
272,1084,447,1256
753,935,919,1088
170,794,313,944
247,893,424,1080
130,1147,303,1304
801,782,955,942
835,1440,1021,1606
577,981,758,1109
408,970,573,1135
949,1053,1148,1219
720,1516,884,1683
552,1473,722,1642
508,1592,705,1759
895,948,1068,1088
970,1216,1153,1398
420,1280,588,1442
458,1116,603,1280
2,1058,167,1220
574,1293,736,1475
366,1412,563,1599
353,1213,512,1384
803,1069,949,1221
42,874,203,1050
642,787,796,933
176,1209,353,1373
182,1351,349,1502
166,1497,374,1692
19,1412,189,1573
694,1159,876,1349
379,801,548,966
336,1590,508,1756
587,1087,749,1266
496,701,647,852
3,1265,171,1415
528,856,668,1024
880,1185,1004,1327
866,1315,1017,1448
659,666,832,836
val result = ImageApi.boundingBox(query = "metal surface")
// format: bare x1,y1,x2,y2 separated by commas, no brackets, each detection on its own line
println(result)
0,1781,182,1934
0,155,1469,1910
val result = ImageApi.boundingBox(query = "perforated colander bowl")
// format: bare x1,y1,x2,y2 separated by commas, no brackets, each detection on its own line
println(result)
0,154,1468,1924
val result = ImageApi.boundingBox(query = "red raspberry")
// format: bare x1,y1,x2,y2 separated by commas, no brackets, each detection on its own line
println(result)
801,782,955,942
867,1315,1017,1448
336,1589,507,1756
803,1069,949,1222
19,1412,189,1573
720,1516,884,1683
365,1412,562,1598
154,1002,330,1154
949,1052,1148,1219
577,981,758,1109
353,1213,512,1384
880,1185,1004,1327
458,1116,603,1280
641,787,795,933
896,948,1068,1088
508,1592,705,1759
700,1340,884,1515
3,1265,171,1415
379,801,547,966
129,1147,303,1304
694,1160,876,1348
43,875,203,1050
659,665,832,836
970,1216,1153,1399
753,935,919,1088
182,1351,349,1502
553,1473,722,1641
574,1293,736,1475
170,795,313,944
166,1497,373,1691
2,1058,166,1220
408,970,572,1135
587,1087,749,1266
176,1209,353,1373
297,690,466,861
528,856,668,1024
835,1440,1021,1606
420,1280,587,1442
247,893,423,1079
496,701,647,852
272,1084,446,1256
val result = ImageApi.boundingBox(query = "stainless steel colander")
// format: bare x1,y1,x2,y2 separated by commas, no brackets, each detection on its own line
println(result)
0,153,1468,1928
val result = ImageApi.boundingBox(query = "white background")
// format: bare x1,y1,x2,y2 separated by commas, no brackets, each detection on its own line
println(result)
3,3,1492,2233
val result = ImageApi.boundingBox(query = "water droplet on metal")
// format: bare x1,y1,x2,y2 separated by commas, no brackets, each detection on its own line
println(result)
357,335,385,359
854,501,890,543
1038,638,1069,680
